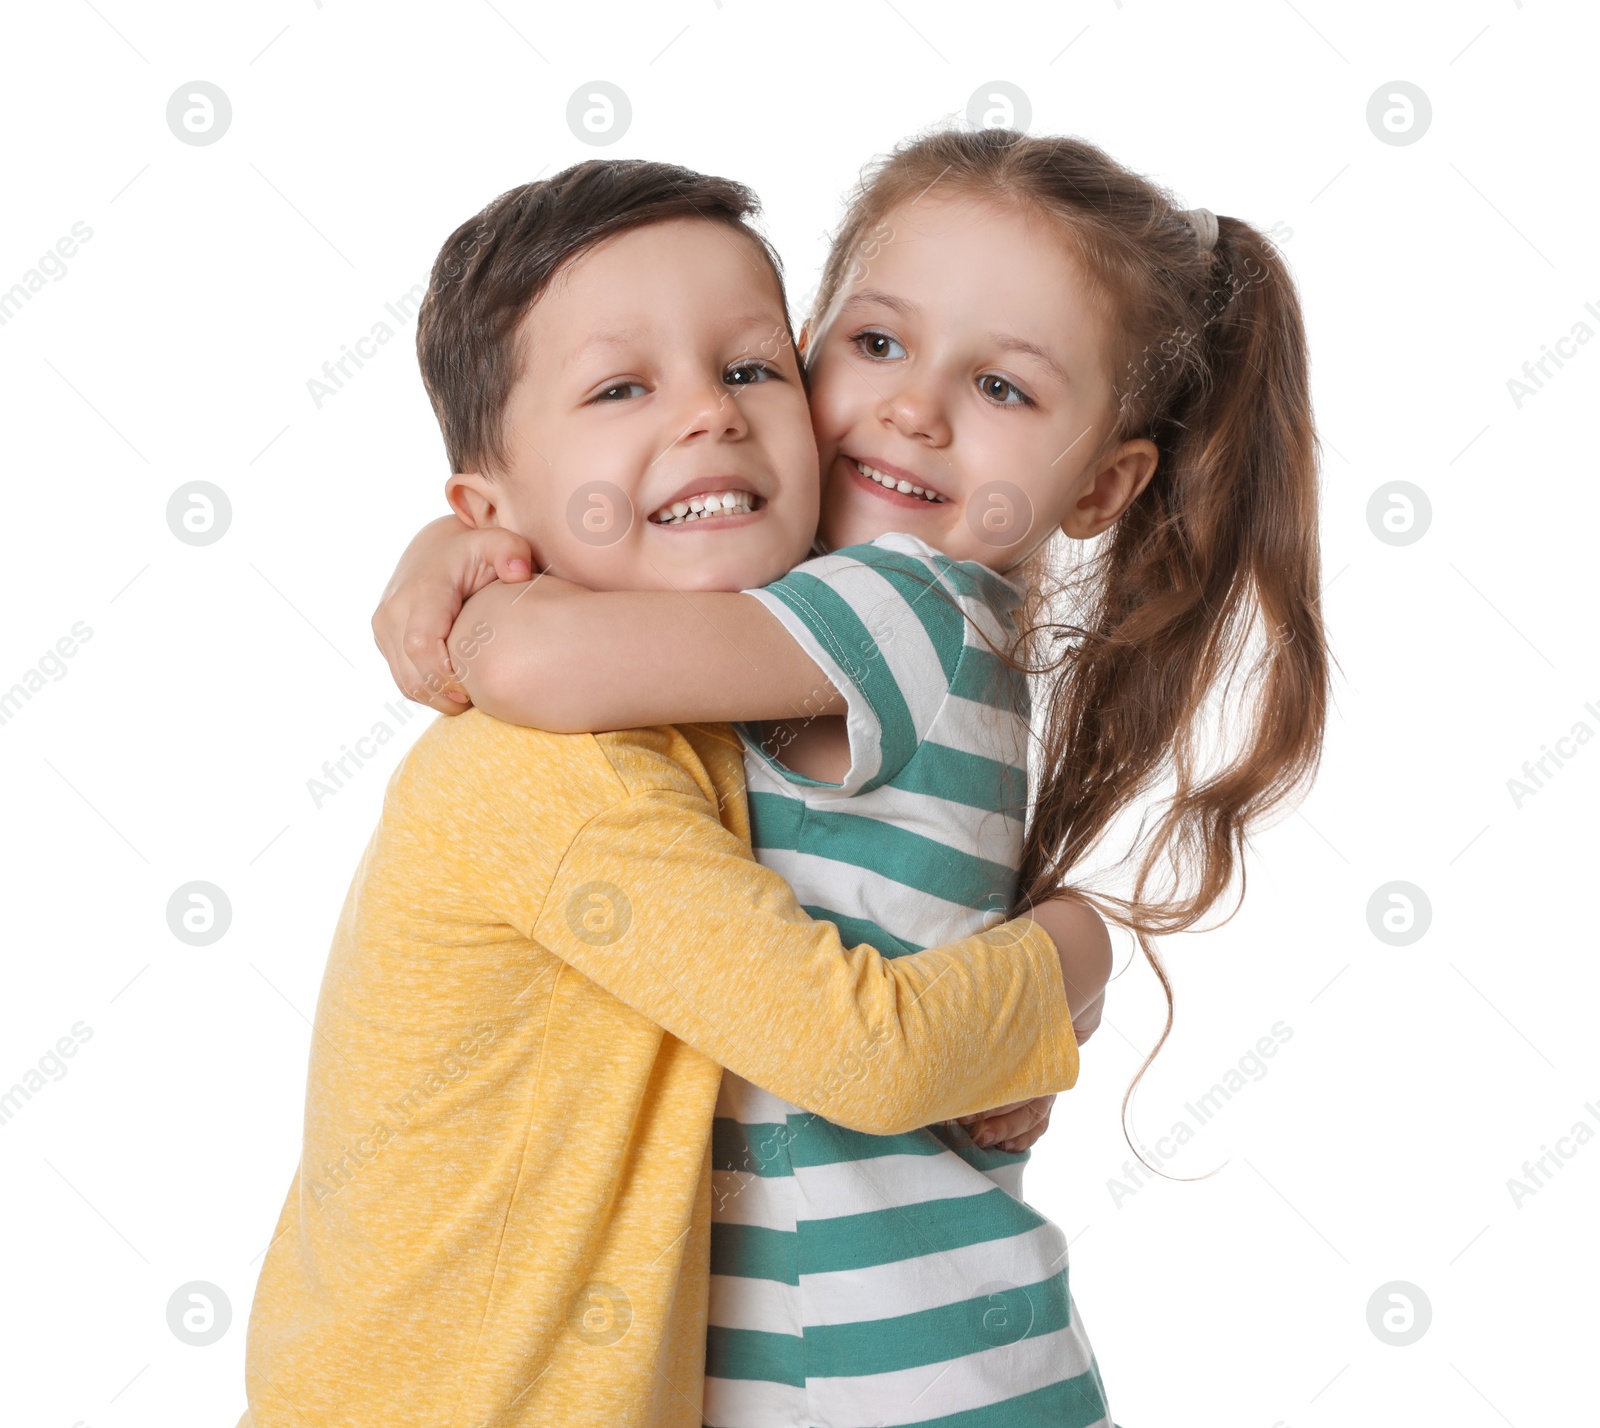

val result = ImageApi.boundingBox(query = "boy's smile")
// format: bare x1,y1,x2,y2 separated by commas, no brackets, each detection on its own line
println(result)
645,481,763,527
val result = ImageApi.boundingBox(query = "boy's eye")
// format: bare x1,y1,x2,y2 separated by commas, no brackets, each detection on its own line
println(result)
725,361,775,387
594,381,648,402
979,374,1031,406
851,330,907,361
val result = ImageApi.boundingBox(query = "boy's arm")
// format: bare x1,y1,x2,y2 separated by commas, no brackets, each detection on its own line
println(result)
953,898,1113,1150
454,576,847,731
521,778,1083,1135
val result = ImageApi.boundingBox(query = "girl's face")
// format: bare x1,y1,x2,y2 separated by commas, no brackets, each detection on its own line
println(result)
803,192,1155,571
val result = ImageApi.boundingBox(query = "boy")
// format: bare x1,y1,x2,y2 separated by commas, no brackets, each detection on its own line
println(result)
239,160,1105,1428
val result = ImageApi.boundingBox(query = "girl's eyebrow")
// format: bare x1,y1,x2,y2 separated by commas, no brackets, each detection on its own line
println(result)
990,333,1069,385
841,288,1068,385
839,289,918,316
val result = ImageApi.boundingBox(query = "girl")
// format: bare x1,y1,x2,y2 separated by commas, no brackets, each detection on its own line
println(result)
375,127,1326,1427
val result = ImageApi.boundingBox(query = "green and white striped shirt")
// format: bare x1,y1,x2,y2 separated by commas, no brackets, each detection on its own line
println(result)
704,533,1114,1428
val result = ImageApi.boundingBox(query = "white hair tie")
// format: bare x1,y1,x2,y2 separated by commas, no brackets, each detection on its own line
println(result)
1182,207,1219,252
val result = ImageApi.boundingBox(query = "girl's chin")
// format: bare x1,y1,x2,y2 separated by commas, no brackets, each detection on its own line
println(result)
814,514,854,552
818,500,918,552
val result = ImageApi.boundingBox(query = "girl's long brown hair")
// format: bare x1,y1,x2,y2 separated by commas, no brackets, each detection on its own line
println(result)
811,128,1329,1156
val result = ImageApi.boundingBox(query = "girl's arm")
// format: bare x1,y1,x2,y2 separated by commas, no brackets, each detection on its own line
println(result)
449,575,847,732
371,514,535,714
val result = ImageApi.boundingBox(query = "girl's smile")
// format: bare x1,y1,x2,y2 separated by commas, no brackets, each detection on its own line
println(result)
801,192,1143,572
842,453,949,505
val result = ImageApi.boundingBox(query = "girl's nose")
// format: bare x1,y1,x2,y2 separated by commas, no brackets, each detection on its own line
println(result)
879,381,950,447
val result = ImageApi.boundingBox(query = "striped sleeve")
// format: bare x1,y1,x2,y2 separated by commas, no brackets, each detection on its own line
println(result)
738,538,972,795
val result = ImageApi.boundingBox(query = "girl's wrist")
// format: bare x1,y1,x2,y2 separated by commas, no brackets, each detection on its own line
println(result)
1025,897,1113,1024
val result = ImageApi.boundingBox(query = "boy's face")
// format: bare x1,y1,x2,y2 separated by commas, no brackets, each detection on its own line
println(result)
454,217,819,593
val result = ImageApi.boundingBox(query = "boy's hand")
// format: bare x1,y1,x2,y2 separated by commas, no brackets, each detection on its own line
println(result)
953,1094,1056,1153
372,514,534,713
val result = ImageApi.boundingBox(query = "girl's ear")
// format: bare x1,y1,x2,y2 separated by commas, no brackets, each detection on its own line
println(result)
446,472,499,530
1059,439,1159,540
797,321,812,361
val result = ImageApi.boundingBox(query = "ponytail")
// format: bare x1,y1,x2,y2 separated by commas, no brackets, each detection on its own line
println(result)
1016,214,1327,1129
815,128,1329,1163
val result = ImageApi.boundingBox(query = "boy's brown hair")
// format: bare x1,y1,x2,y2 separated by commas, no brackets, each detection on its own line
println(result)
416,159,791,478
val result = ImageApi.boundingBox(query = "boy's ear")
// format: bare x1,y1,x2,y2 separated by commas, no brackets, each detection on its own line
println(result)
796,321,811,361
446,472,499,530
1058,438,1159,540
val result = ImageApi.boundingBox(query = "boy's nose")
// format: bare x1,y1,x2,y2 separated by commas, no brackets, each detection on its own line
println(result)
676,381,750,443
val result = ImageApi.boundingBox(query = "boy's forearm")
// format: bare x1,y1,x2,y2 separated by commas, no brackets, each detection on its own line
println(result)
529,787,1079,1133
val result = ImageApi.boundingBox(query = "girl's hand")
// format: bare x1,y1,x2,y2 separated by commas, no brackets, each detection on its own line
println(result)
946,896,1107,1151
1069,986,1105,1047
954,1094,1056,1153
1024,894,1113,1046
372,514,535,714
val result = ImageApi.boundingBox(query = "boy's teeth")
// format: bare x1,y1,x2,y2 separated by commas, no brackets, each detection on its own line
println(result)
649,489,756,525
854,459,942,502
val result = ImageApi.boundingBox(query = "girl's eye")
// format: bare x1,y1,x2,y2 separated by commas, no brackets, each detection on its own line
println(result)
979,374,1032,407
851,330,907,361
725,361,776,387
594,381,647,402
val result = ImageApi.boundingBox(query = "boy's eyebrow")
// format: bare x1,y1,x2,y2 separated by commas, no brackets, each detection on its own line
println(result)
573,329,643,357
570,314,790,360
725,312,795,342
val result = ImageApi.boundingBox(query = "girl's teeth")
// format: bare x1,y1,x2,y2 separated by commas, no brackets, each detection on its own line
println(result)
855,460,942,502
650,490,756,525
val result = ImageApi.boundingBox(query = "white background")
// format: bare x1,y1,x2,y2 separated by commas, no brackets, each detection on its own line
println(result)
1,2,1595,1424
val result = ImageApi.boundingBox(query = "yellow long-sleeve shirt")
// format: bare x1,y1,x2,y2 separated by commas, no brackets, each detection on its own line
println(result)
239,710,1079,1427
